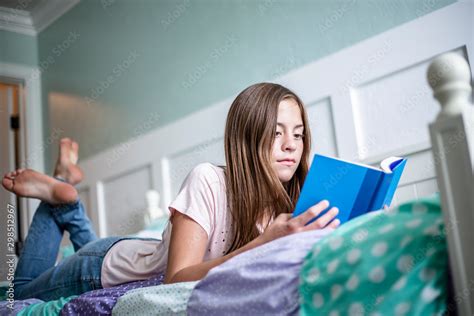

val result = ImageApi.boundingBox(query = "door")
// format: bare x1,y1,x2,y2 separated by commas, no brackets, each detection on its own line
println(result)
0,81,21,282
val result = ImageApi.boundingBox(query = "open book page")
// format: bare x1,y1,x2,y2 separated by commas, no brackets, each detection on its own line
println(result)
321,155,403,173
380,156,404,173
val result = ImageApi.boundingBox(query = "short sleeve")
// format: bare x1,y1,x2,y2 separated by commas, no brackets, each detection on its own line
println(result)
168,163,220,238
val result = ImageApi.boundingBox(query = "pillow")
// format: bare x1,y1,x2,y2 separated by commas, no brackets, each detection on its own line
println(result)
187,228,334,315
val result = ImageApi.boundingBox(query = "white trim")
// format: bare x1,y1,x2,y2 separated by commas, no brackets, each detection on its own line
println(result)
96,182,108,238
0,0,79,36
0,7,34,36
0,62,44,239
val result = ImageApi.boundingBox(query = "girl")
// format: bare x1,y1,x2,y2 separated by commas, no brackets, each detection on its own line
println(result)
2,83,340,301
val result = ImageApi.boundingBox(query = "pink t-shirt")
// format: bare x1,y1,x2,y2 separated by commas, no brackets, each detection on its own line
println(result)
101,162,240,287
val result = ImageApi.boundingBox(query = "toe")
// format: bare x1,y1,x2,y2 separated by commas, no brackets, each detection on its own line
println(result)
60,137,71,144
71,141,79,152
2,177,13,191
69,152,78,165
59,138,72,153
59,140,72,162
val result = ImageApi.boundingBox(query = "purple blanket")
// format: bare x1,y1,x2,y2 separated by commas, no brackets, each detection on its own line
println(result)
60,274,164,315
0,275,164,316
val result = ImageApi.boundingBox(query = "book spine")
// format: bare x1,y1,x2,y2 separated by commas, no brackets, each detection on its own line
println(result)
349,171,382,219
381,162,406,207
368,173,393,210
371,159,408,209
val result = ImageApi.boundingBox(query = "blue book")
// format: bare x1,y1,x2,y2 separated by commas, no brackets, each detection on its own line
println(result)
292,154,407,226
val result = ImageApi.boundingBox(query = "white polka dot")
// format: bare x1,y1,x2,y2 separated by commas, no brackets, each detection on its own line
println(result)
400,236,413,248
371,242,388,257
346,274,359,291
397,255,414,273
312,292,324,308
379,223,395,234
375,296,384,305
386,207,399,216
426,248,436,257
313,246,322,256
352,229,368,243
329,235,344,250
347,248,361,264
369,266,386,283
306,267,321,283
419,268,437,282
423,225,439,236
349,302,364,315
329,311,340,316
327,258,340,274
412,203,428,214
421,285,440,302
405,218,422,228
331,284,343,300
392,276,407,290
395,302,411,315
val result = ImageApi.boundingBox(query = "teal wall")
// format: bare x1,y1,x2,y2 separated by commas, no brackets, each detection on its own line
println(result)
35,0,456,171
0,30,38,66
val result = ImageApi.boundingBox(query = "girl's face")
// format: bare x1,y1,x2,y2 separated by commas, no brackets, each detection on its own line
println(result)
271,98,305,183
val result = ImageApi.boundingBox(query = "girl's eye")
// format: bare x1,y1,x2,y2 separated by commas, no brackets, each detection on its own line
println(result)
294,134,303,140
275,131,282,137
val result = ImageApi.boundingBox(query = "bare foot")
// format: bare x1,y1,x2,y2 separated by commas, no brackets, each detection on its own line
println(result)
54,138,83,185
2,169,78,205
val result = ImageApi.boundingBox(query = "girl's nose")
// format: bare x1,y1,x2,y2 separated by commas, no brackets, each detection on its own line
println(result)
283,136,296,151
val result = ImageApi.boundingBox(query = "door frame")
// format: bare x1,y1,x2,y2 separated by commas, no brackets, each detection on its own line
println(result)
0,62,43,241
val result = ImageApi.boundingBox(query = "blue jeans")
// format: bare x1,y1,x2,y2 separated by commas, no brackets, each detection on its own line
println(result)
13,200,137,301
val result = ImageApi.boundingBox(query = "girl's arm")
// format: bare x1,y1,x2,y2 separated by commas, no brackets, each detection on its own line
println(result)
163,211,266,284
163,200,339,284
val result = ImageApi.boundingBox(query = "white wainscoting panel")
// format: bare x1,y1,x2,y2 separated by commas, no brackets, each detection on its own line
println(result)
306,97,338,159
392,183,417,206
414,178,439,198
102,166,152,236
350,47,467,163
398,149,437,186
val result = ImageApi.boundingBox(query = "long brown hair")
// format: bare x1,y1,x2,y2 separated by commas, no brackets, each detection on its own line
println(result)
223,82,311,254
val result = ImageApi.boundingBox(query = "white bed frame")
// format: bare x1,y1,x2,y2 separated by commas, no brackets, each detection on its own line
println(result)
427,53,474,316
43,2,472,314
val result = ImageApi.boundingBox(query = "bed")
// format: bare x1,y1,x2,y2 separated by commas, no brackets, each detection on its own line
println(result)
0,51,473,316
1,3,474,315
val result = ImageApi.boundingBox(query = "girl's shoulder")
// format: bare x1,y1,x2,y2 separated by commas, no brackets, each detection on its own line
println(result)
188,162,226,185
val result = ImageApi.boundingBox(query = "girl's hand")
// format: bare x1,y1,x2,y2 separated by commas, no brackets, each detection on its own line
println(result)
258,200,340,244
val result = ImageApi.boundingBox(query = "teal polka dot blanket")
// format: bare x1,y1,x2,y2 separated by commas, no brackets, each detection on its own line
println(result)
299,193,447,315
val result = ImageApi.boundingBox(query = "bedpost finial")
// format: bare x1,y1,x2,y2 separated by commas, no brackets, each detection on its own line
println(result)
427,53,472,116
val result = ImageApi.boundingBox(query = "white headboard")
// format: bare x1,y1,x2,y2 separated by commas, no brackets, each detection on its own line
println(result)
73,2,472,239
